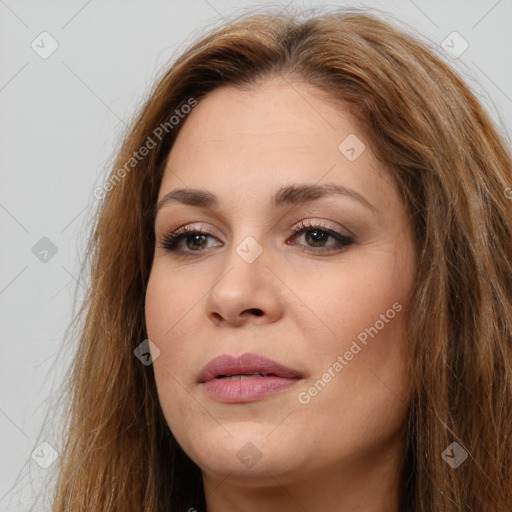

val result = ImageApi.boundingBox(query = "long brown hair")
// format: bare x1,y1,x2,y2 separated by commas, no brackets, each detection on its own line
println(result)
31,6,512,511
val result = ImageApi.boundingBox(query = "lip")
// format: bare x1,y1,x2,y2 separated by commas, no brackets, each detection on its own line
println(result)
198,352,303,403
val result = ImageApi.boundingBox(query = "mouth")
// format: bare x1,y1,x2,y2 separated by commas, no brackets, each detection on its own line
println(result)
198,353,303,403
198,352,303,383
215,372,273,380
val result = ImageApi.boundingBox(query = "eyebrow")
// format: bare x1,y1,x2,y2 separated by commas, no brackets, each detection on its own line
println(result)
155,182,377,215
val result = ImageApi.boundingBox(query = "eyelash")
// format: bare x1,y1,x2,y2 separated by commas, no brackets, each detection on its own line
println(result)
157,220,354,256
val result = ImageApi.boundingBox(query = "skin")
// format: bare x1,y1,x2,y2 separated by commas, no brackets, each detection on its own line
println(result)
144,75,416,512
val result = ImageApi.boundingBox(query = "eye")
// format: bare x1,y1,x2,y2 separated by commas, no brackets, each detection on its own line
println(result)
157,220,354,255
287,220,354,253
157,225,220,253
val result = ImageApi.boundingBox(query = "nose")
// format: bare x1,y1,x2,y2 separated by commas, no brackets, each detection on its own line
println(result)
204,240,284,327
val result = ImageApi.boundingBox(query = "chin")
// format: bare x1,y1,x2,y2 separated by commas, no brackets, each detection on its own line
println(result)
176,422,308,480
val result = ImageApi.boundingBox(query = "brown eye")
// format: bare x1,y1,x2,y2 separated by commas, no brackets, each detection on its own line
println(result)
157,221,354,256
288,221,354,253
158,228,221,253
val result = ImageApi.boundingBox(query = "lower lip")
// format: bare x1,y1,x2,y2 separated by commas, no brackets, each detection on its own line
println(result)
203,376,301,403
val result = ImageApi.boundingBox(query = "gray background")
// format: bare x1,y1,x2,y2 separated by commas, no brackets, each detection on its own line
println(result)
1,0,511,509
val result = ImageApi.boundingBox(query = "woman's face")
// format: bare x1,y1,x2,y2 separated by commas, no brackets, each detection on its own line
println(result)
145,77,416,492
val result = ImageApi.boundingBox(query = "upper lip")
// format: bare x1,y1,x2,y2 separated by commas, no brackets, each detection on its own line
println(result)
198,352,303,383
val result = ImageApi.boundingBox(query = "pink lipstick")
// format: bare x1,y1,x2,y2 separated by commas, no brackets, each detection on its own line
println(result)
198,352,303,403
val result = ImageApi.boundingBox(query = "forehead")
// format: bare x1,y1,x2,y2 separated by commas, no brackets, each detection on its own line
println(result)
159,79,396,212
168,78,358,154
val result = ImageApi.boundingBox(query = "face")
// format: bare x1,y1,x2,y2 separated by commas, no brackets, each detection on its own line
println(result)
145,77,416,490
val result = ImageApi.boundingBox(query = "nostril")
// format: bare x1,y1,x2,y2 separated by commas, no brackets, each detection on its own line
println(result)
247,308,263,316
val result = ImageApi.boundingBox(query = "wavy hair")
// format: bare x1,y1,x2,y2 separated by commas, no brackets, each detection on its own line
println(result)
33,6,512,511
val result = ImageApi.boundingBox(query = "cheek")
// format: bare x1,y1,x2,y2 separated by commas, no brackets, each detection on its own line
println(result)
293,249,411,405
144,272,198,438
292,254,407,348
293,278,409,460
144,266,206,397
144,266,198,342
145,286,195,396
145,269,167,337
